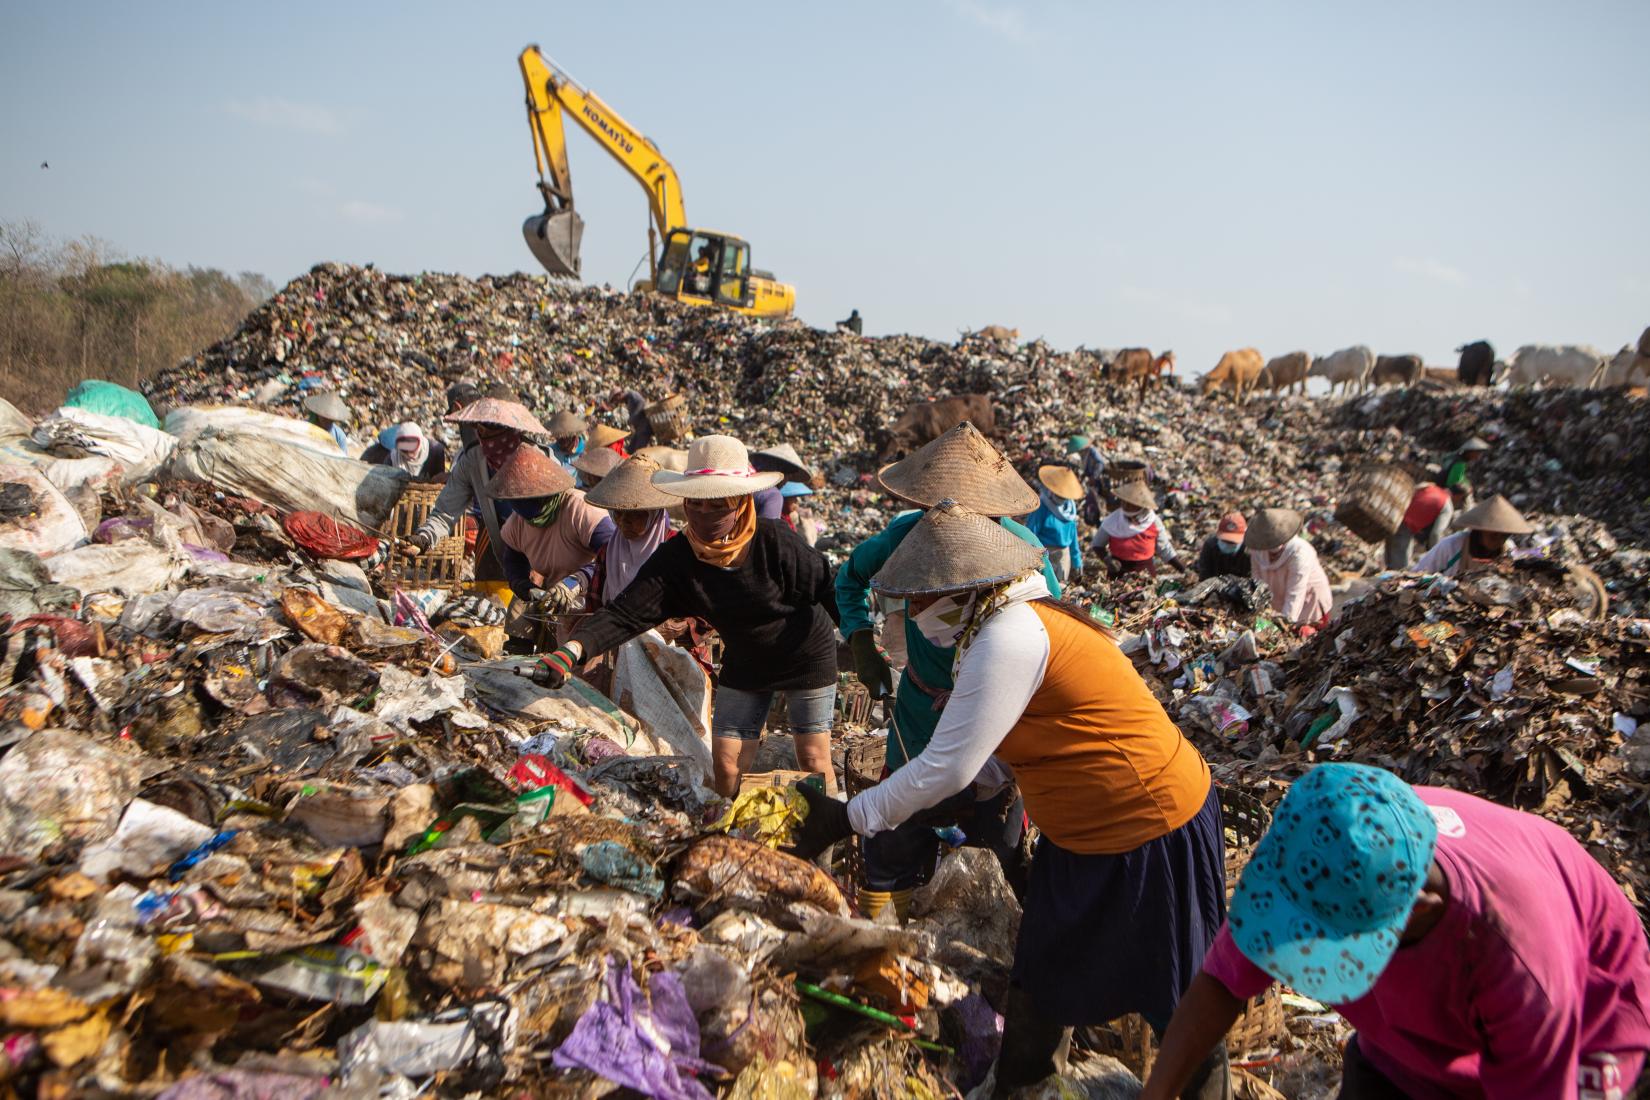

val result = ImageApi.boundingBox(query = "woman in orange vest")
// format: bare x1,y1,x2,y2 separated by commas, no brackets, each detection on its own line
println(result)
789,501,1229,1099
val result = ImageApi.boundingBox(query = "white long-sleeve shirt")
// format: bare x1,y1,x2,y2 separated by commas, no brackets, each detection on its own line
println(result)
1412,530,1472,577
848,577,1051,836
1249,535,1332,625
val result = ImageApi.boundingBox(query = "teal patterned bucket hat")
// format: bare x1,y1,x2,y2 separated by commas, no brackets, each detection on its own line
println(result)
1229,763,1438,1003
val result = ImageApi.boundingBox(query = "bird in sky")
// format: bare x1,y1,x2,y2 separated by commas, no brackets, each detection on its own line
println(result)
40,162,49,169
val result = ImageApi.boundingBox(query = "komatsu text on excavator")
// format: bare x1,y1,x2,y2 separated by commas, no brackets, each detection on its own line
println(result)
519,46,796,319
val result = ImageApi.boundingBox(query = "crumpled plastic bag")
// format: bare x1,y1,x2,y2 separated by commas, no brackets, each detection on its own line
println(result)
552,956,718,1100
712,786,806,849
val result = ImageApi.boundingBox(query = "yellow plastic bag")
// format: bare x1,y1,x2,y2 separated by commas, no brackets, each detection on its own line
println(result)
711,787,807,849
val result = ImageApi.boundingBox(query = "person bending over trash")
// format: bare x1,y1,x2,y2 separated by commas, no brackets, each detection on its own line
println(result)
1245,507,1331,635
488,447,614,645
1139,762,1650,1100
1194,512,1251,580
793,502,1229,1100
532,436,839,798
1094,481,1180,576
834,423,1059,917
1412,495,1534,579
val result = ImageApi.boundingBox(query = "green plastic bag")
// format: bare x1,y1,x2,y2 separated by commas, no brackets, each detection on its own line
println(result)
62,380,159,429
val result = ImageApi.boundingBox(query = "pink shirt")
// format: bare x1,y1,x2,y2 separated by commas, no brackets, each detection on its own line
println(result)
500,490,608,585
1205,787,1650,1099
1248,536,1332,625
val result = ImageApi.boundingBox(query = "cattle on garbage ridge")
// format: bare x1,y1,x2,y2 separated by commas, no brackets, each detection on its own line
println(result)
877,394,997,461
1258,351,1312,396
1310,345,1375,394
1455,341,1496,387
1503,344,1609,388
1199,348,1265,404
1371,354,1425,387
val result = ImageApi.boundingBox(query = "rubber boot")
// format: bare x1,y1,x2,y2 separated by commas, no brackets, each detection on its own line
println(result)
859,888,913,922
991,986,1071,1098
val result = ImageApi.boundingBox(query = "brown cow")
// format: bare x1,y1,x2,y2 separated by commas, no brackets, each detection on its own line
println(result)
1371,354,1424,387
1257,351,1311,396
1112,348,1176,397
878,395,996,462
1200,348,1265,404
971,325,1019,344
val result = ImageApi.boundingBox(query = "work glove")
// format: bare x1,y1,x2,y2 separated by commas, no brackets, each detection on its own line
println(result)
539,574,587,615
849,629,894,699
785,782,855,861
531,644,580,688
403,531,435,556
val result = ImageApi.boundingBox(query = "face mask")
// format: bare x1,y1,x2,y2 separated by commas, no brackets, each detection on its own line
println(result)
686,500,741,543
912,593,976,648
1218,540,1241,555
1124,509,1147,524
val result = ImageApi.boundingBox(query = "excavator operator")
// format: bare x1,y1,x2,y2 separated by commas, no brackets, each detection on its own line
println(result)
686,243,716,296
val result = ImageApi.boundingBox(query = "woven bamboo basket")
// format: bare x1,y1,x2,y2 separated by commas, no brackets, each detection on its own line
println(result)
836,677,873,727
1104,458,1150,486
1334,463,1415,543
1095,784,1286,1077
644,393,690,442
382,483,467,586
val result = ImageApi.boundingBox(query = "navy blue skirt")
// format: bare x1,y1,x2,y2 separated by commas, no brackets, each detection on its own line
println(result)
1012,783,1226,1028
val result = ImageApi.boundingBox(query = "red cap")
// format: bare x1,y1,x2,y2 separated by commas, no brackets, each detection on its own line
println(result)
1217,512,1248,544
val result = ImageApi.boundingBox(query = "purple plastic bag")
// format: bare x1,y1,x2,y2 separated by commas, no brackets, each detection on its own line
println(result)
552,956,718,1100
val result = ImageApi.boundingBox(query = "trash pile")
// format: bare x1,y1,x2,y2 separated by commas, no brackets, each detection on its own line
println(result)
0,479,1032,1095
0,262,1639,1098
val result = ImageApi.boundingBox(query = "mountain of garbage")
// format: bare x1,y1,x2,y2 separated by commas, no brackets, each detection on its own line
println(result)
0,263,1638,1098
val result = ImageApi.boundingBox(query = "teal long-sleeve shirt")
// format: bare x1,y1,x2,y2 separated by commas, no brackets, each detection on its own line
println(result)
834,509,1061,768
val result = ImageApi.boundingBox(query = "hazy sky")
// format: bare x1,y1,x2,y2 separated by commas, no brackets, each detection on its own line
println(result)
3,1,1647,376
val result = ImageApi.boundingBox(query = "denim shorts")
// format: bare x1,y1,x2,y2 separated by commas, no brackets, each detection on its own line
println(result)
712,684,837,742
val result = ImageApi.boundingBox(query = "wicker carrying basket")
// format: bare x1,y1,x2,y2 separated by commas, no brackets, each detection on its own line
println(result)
1334,463,1416,543
1095,784,1287,1077
644,393,690,443
1105,458,1150,486
383,483,468,586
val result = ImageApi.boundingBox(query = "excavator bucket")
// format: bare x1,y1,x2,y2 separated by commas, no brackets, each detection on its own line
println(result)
522,210,585,278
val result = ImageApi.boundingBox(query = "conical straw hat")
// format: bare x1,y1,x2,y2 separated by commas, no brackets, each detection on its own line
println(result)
876,422,1037,517
445,398,548,436
751,443,813,486
303,391,351,423
1456,494,1533,535
635,445,688,472
650,435,783,499
872,499,1046,596
1111,481,1156,511
487,446,573,500
1245,507,1303,552
1037,464,1083,502
571,447,624,479
589,424,631,448
584,456,676,511
546,410,589,436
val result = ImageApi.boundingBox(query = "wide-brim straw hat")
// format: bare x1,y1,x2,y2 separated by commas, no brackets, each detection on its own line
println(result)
303,391,351,423
571,447,623,479
872,499,1046,597
1456,494,1534,535
487,446,573,500
1037,464,1083,502
1112,481,1156,511
635,445,688,472
650,434,783,499
1245,507,1304,552
589,424,631,448
446,398,548,436
546,410,589,436
584,456,676,511
876,422,1038,517
1459,436,1492,454
752,443,813,486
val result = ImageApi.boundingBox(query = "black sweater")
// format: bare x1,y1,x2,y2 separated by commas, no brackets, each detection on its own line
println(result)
571,519,840,691
1195,534,1252,580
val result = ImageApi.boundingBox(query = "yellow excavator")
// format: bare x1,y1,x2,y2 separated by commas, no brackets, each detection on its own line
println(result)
519,45,795,319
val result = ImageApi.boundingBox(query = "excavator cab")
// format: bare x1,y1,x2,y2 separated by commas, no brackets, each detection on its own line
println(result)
656,230,753,310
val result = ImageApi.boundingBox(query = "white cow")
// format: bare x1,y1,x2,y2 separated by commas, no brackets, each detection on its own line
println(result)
1599,344,1650,388
1310,345,1375,394
1503,344,1609,388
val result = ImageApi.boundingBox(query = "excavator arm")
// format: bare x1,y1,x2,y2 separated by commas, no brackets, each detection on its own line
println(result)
519,45,688,279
